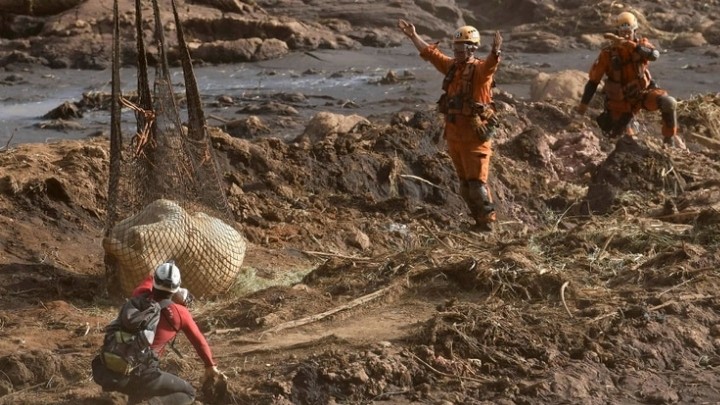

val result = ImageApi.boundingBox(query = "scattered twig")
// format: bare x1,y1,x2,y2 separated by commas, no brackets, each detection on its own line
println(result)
560,281,573,318
308,233,325,251
647,300,678,312
686,132,720,151
363,390,409,405
656,277,698,298
587,294,716,324
406,351,489,384
302,250,371,261
421,224,452,250
663,164,685,194
207,114,231,124
6,288,45,297
551,203,576,232
211,285,403,337
257,286,395,338
599,232,615,259
653,210,699,223
0,382,46,399
437,230,483,248
1,132,15,151
399,174,453,193
303,51,325,61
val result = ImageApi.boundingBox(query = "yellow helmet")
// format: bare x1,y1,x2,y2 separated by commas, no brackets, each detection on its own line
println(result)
615,11,638,32
453,26,480,45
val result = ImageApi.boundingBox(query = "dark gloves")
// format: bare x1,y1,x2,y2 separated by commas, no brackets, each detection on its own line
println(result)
491,31,502,56
635,44,660,61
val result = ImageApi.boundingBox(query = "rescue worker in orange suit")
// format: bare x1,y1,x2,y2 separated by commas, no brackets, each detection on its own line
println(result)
577,11,686,149
398,19,502,231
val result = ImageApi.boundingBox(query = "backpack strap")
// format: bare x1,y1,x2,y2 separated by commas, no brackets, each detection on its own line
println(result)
441,62,458,92
460,62,477,114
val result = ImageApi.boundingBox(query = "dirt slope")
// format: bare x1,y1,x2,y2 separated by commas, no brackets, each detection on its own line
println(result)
2,1,720,405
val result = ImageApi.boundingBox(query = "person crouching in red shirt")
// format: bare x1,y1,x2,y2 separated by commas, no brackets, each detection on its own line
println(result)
92,261,226,405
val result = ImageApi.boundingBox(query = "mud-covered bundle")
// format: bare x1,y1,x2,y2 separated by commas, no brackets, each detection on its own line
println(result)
103,199,247,297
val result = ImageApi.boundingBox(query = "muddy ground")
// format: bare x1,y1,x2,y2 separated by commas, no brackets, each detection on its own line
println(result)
2,1,720,405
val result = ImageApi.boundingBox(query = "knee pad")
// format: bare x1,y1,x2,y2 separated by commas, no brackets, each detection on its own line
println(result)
658,95,677,114
467,180,494,214
459,180,470,200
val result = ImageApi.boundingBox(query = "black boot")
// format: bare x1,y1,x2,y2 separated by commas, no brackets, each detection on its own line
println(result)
473,221,493,232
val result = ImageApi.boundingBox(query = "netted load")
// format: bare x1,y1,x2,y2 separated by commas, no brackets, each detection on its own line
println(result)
103,199,246,297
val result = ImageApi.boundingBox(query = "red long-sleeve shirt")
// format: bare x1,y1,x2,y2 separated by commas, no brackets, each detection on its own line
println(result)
132,276,216,368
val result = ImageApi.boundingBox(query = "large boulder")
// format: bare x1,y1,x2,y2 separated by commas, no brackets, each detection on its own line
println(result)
530,69,587,103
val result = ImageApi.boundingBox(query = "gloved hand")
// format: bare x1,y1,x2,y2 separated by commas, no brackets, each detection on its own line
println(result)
203,366,228,384
576,103,588,116
603,32,635,48
635,44,660,61
492,31,503,55
172,288,194,307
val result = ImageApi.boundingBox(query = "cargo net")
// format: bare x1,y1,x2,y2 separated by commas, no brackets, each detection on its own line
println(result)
103,199,246,298
103,0,245,297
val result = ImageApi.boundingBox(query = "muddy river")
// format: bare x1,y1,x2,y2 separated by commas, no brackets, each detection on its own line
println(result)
1,43,718,145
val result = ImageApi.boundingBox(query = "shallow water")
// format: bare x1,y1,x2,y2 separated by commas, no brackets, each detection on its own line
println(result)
1,43,717,145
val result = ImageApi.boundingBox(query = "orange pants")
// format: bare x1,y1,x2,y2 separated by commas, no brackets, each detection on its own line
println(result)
446,138,492,182
446,137,496,223
444,113,497,223
606,88,677,137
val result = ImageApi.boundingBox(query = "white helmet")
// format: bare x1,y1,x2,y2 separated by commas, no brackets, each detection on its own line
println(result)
153,261,181,293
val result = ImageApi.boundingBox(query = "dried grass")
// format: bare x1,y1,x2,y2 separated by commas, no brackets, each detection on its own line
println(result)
678,93,720,141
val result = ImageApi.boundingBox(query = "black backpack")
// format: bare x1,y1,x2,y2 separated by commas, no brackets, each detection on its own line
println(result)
100,293,172,375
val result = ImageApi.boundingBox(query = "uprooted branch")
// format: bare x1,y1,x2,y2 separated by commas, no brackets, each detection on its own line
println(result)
0,133,15,152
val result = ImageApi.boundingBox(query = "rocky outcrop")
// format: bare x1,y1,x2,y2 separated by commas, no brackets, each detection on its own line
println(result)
0,0,717,69
0,0,85,16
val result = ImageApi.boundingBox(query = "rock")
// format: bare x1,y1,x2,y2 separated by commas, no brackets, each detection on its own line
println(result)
224,116,271,139
578,33,606,48
529,69,587,103
217,95,234,105
0,0,84,16
703,21,720,45
346,228,371,250
43,101,83,120
0,176,20,196
303,111,370,143
670,32,707,49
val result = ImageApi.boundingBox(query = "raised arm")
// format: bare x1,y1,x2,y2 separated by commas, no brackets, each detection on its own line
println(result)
398,19,429,52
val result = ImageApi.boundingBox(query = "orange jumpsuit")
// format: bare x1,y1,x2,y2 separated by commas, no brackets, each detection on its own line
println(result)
420,44,500,224
583,37,677,138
